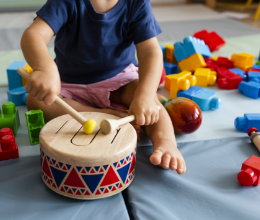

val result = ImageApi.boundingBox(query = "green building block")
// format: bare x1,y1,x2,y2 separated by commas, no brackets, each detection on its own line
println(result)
257,60,260,65
25,110,45,145
0,102,20,136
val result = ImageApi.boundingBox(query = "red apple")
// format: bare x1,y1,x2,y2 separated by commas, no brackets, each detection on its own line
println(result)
164,97,202,134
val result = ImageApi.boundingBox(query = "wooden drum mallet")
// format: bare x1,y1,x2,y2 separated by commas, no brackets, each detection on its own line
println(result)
248,127,260,152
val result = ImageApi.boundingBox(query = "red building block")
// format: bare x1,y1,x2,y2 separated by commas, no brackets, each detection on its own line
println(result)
237,155,260,186
0,134,19,161
0,128,13,139
159,67,166,86
217,57,234,69
216,67,243,90
193,30,225,52
204,58,218,71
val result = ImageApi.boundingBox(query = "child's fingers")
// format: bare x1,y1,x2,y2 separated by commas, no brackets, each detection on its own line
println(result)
43,93,56,105
144,113,151,125
135,113,145,126
36,90,48,102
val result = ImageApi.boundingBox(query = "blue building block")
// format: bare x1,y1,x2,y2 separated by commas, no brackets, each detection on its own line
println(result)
7,61,27,90
238,81,260,99
163,62,178,75
252,64,260,70
174,36,211,62
235,113,260,132
229,68,247,81
160,43,166,60
177,86,221,111
248,71,260,83
7,86,28,106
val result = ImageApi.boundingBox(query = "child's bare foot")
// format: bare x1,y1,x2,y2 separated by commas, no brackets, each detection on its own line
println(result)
149,138,186,174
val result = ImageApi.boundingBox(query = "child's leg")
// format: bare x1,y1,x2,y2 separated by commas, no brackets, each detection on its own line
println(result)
27,94,129,122
110,80,186,174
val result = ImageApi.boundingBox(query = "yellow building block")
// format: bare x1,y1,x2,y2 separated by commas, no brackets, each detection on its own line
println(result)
163,44,177,64
168,71,197,99
194,68,217,87
211,56,218,61
178,53,206,72
22,63,33,86
231,53,254,70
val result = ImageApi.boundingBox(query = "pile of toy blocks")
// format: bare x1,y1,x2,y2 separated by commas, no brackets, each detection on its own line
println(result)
6,61,33,106
160,29,260,110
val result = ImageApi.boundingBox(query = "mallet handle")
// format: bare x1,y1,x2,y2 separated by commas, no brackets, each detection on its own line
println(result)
17,67,86,125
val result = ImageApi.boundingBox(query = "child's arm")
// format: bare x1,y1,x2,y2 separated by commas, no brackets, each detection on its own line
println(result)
21,17,60,105
129,37,163,126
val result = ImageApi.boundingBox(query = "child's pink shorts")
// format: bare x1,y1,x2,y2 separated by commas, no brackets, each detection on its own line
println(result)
60,64,139,110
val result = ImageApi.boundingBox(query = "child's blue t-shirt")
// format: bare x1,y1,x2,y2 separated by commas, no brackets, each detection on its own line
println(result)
36,0,162,84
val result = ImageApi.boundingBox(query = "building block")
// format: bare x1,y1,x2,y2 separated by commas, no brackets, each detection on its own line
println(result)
177,86,221,111
252,64,260,70
6,61,27,90
168,71,197,99
178,53,206,72
247,71,260,83
162,44,177,64
0,128,13,139
25,110,45,145
194,68,217,87
21,63,33,86
0,134,19,161
193,30,225,52
0,102,20,136
217,57,234,69
231,53,254,70
235,113,260,132
7,86,28,106
204,58,218,71
238,81,260,99
174,36,211,62
163,62,178,75
229,68,247,81
159,67,166,86
160,43,166,60
216,67,243,90
237,155,260,187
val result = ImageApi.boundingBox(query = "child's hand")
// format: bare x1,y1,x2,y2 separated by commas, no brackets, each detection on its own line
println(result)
25,67,60,105
129,93,160,126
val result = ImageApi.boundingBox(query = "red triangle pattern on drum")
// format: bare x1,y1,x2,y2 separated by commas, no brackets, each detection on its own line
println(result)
118,183,123,188
104,188,109,193
76,190,81,195
42,157,53,179
52,183,57,188
117,163,121,168
62,165,67,171
90,169,95,173
112,186,117,191
99,168,104,172
67,189,73,194
128,153,135,174
60,186,65,192
126,179,129,184
95,190,101,195
47,179,51,185
49,160,53,165
123,160,127,165
100,166,120,187
55,163,59,168
81,169,86,174
84,190,90,195
64,168,85,188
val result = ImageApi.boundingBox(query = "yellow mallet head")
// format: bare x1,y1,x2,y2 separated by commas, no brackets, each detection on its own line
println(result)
83,119,97,134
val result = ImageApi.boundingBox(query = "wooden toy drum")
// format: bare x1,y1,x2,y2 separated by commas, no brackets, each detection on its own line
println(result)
40,112,137,200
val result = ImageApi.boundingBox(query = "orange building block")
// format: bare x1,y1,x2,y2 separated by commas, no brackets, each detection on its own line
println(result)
22,63,33,86
194,68,217,87
231,53,254,71
168,71,197,99
178,53,206,72
163,44,177,64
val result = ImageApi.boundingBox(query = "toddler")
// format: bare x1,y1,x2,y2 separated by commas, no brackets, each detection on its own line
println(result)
21,0,186,174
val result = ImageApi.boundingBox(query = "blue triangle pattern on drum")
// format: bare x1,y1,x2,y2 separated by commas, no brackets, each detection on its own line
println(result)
103,165,108,170
64,186,68,191
76,166,82,172
72,188,77,192
94,166,100,172
117,162,131,184
131,152,133,157
113,162,118,168
47,156,50,162
126,156,129,161
50,166,67,188
100,188,104,192
58,162,63,168
42,152,45,157
120,159,124,164
85,167,91,172
116,183,119,188
52,159,56,164
50,179,53,184
108,186,112,190
80,189,85,194
41,157,43,167
66,164,72,170
81,174,104,194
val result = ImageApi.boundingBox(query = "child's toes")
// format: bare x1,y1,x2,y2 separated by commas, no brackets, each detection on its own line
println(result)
176,158,185,175
150,149,163,165
162,153,171,169
170,157,177,170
